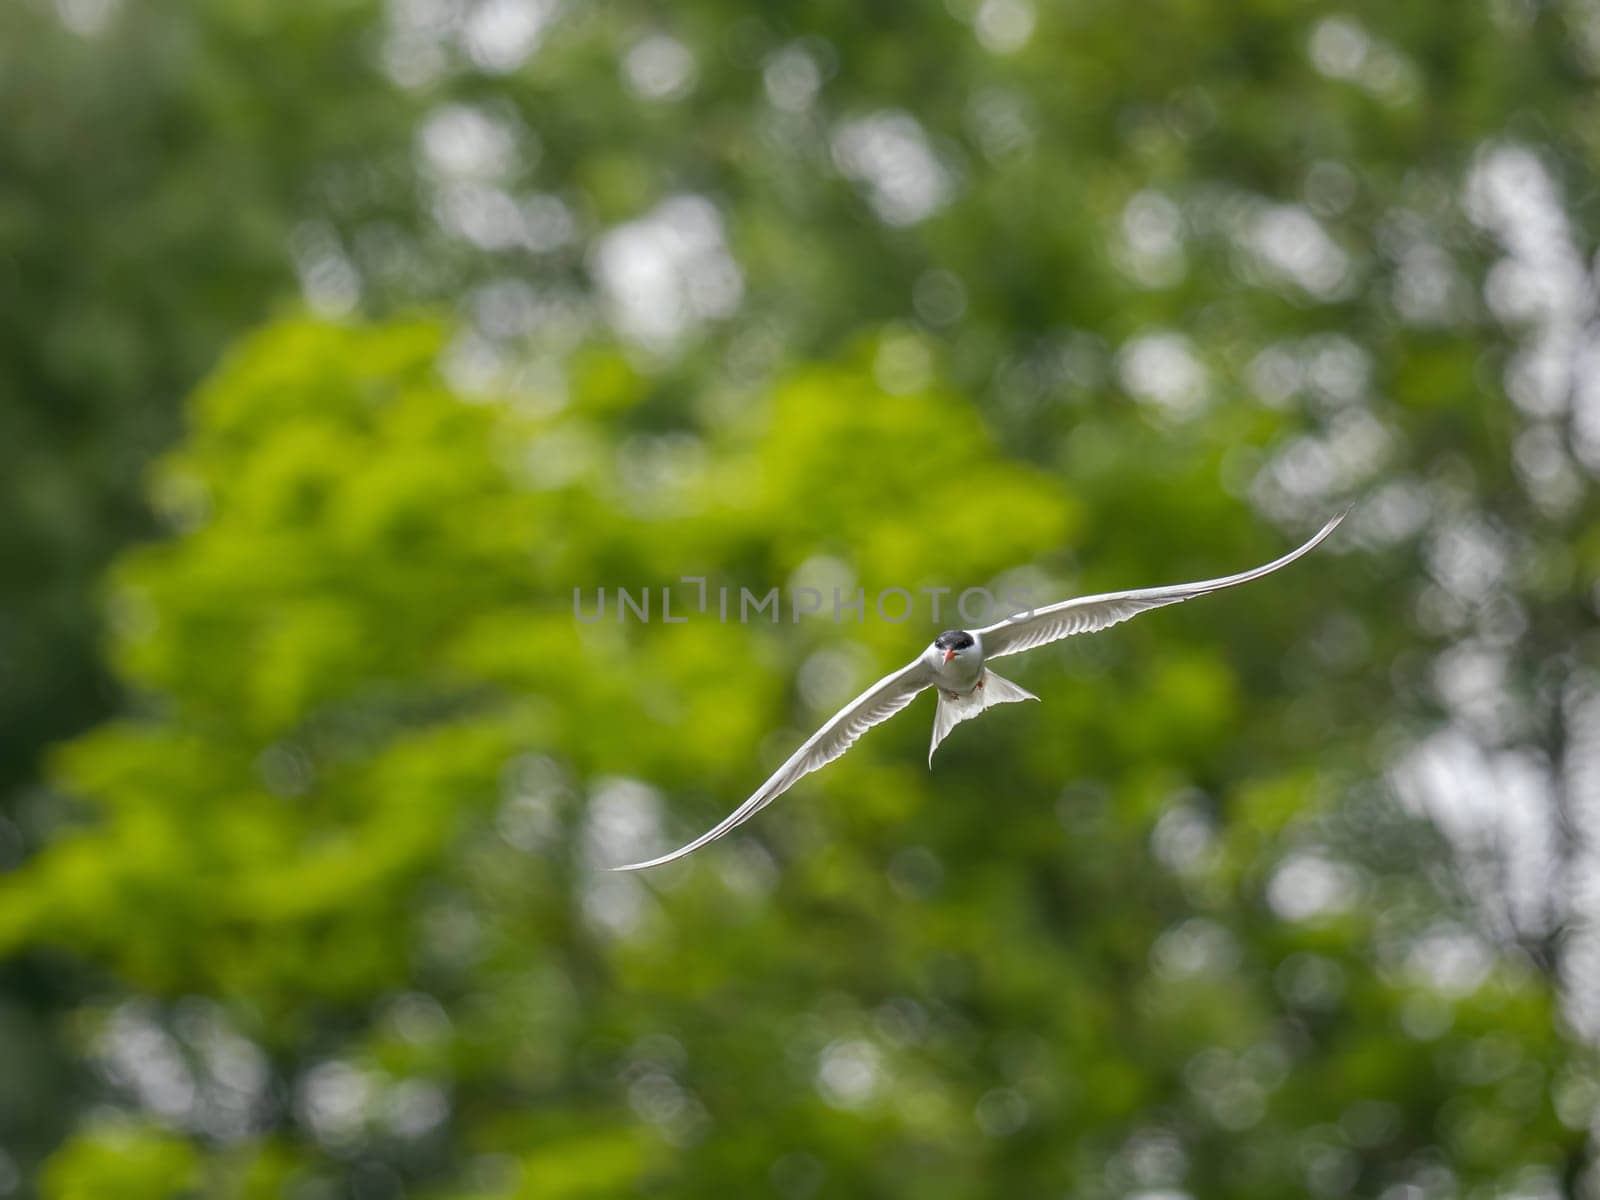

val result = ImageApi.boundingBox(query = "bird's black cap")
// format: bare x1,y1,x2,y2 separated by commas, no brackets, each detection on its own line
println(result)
934,630,975,650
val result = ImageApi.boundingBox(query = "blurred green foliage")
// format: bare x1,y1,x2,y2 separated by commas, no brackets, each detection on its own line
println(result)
40,1127,198,1200
0,314,1586,1196
3,0,1600,1196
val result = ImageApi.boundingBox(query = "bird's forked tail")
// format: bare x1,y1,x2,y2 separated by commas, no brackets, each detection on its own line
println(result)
929,670,1039,765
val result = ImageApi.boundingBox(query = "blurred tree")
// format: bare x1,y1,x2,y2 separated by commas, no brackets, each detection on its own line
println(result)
0,316,1588,1197
4,0,1600,1194
0,0,426,1176
0,0,422,837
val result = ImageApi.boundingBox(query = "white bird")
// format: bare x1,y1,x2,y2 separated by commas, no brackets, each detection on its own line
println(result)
612,512,1346,871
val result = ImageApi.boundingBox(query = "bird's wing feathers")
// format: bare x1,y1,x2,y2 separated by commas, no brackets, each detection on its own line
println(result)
614,513,1344,870
977,512,1346,660
611,659,934,871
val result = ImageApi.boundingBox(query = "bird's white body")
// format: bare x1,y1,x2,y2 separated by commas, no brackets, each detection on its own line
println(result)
924,634,986,693
613,512,1347,871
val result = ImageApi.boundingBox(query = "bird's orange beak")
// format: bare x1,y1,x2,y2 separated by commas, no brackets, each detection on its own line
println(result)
943,649,957,663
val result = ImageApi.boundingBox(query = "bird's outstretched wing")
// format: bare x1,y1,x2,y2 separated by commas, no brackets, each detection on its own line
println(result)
611,658,934,870
977,512,1346,660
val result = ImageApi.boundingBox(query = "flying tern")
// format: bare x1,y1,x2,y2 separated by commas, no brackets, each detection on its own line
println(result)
613,512,1346,871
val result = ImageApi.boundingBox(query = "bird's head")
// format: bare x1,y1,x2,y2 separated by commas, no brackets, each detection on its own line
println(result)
931,629,976,666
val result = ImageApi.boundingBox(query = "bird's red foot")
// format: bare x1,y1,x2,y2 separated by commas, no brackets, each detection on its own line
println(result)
977,678,985,690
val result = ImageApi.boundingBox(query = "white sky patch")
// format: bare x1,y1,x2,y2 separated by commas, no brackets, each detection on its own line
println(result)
289,223,361,318
1246,345,1301,410
415,106,540,257
974,0,1035,54
1512,424,1584,516
1250,408,1388,523
1466,143,1600,477
1471,145,1587,390
623,34,696,101
764,44,823,112
440,329,506,397
1392,728,1562,946
582,777,664,874
53,0,120,36
1309,15,1368,79
787,555,858,607
591,195,744,348
431,188,577,261
433,182,524,251
1423,516,1508,606
1151,918,1241,978
1151,803,1218,875
384,1079,449,1139
1267,853,1365,921
419,104,521,180
578,778,664,938
470,277,542,339
1247,335,1370,411
1308,15,1420,105
1109,1128,1190,1193
1559,684,1600,1038
634,1083,710,1148
798,645,870,715
1117,191,1186,288
383,0,559,83
1301,336,1371,406
463,279,589,358
1432,640,1520,741
1348,479,1430,548
461,0,559,74
1245,204,1352,299
297,1060,378,1148
967,88,1034,161
1391,237,1467,327
579,876,646,940
1305,159,1359,216
832,112,954,227
1117,332,1209,418
522,194,578,251
97,1003,196,1124
816,1039,882,1109
1405,926,1495,996
1574,0,1600,75
498,755,569,853
381,0,460,87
